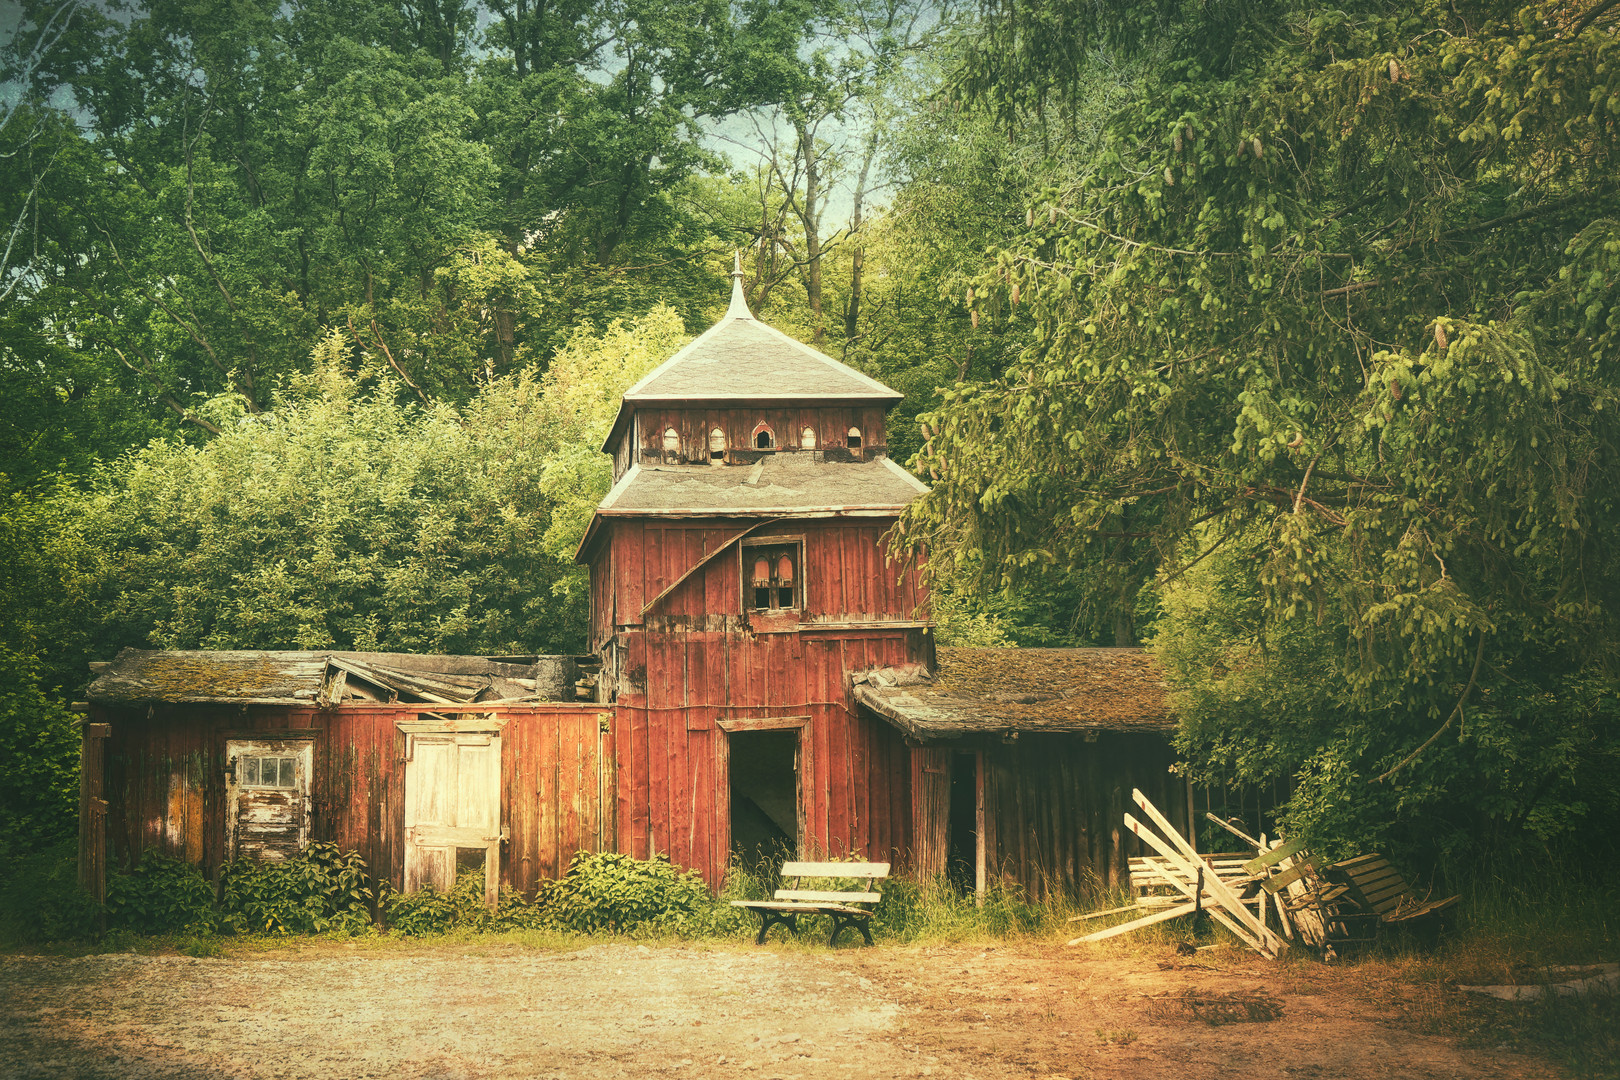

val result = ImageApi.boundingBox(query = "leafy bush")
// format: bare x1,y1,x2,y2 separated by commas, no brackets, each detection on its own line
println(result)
0,646,81,861
105,854,215,935
545,852,713,934
383,868,549,935
0,840,102,944
218,843,376,935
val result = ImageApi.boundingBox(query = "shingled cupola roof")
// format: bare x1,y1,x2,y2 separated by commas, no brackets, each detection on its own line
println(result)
600,255,902,454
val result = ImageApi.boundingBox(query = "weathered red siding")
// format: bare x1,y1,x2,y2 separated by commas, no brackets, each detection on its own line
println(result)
93,703,612,896
599,513,927,884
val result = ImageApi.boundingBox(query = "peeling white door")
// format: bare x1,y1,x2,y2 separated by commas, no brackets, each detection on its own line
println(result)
226,738,314,862
404,732,502,906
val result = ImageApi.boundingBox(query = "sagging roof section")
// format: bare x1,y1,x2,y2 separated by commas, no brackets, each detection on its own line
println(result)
598,454,928,515
86,649,580,707
854,647,1175,740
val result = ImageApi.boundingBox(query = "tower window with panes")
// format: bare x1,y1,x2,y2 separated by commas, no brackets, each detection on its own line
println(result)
744,540,800,612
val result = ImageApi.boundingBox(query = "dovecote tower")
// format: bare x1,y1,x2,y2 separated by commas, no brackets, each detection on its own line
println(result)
576,257,932,880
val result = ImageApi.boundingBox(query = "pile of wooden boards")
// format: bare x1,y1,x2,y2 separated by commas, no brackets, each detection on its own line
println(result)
1067,791,1459,956
1064,789,1290,959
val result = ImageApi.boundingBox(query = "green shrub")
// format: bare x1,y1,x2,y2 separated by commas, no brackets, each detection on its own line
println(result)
546,852,713,934
383,868,550,935
105,854,215,935
0,646,81,862
218,842,376,935
0,840,102,944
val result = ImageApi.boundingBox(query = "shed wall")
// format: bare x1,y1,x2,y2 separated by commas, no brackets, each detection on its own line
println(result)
93,704,612,896
980,732,1188,900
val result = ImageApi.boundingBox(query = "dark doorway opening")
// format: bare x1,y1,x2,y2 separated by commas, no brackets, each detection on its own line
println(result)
729,730,799,871
946,751,977,893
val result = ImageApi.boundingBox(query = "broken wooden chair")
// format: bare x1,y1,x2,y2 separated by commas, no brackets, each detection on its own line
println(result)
731,861,890,946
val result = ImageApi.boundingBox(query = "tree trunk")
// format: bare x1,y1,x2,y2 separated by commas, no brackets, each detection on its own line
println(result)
843,129,880,351
796,119,824,342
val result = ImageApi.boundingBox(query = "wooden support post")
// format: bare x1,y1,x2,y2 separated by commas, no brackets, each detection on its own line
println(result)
78,720,111,905
974,749,986,907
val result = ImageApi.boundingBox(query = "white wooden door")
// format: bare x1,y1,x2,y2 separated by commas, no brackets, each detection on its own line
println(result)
226,738,314,862
404,732,502,906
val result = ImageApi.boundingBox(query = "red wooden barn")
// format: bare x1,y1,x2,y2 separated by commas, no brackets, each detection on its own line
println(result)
79,266,1188,904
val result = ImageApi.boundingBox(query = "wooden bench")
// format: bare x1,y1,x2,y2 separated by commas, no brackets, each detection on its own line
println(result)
1324,854,1459,925
731,861,890,946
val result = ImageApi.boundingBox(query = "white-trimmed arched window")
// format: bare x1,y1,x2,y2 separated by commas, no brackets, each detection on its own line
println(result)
662,427,680,452
753,422,775,450
847,426,862,451
708,427,726,462
800,426,817,450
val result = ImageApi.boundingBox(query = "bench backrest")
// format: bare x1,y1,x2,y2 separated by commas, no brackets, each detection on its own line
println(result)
1327,854,1410,916
774,861,891,905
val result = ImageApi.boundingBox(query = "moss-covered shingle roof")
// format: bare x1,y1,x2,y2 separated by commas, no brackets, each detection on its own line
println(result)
854,647,1175,739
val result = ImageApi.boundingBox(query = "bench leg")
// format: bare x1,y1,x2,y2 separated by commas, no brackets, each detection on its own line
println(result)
828,914,873,948
755,911,799,945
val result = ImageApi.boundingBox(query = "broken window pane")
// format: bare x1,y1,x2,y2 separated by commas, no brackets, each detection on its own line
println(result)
280,757,296,787
242,757,259,785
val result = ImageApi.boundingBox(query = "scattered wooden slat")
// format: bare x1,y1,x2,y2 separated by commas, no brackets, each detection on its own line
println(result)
1132,789,1286,957
1242,836,1307,876
1261,859,1316,894
1066,903,1142,923
1121,813,1269,956
1067,902,1198,945
1205,812,1262,849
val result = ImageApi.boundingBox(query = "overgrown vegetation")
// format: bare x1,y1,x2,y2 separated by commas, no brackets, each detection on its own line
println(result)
218,843,378,935
901,0,1620,861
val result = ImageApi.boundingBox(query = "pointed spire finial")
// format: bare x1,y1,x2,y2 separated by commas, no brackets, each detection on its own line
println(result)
725,249,753,320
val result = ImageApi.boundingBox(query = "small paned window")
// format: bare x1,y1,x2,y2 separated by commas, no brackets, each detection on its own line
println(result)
800,426,817,450
847,426,862,450
662,428,680,452
240,755,297,788
754,425,775,449
745,542,801,612
709,427,726,461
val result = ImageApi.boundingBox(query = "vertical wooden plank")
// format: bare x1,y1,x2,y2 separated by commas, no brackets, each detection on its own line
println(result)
78,719,108,903
538,708,559,880
974,747,986,906
648,707,668,858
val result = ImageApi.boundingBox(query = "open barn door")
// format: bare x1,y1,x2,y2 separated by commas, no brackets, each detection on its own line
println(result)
404,731,502,907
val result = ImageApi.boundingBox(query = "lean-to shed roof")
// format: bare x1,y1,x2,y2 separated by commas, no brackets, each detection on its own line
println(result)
854,647,1175,740
85,649,578,707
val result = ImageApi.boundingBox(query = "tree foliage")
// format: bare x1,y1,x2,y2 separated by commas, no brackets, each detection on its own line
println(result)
904,0,1620,851
62,308,685,658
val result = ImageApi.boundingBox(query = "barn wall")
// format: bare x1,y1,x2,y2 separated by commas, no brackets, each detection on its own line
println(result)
94,703,612,896
599,512,929,884
610,517,927,628
976,732,1187,902
610,702,912,885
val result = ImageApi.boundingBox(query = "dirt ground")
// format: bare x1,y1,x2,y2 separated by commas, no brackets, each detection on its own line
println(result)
0,939,1559,1080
